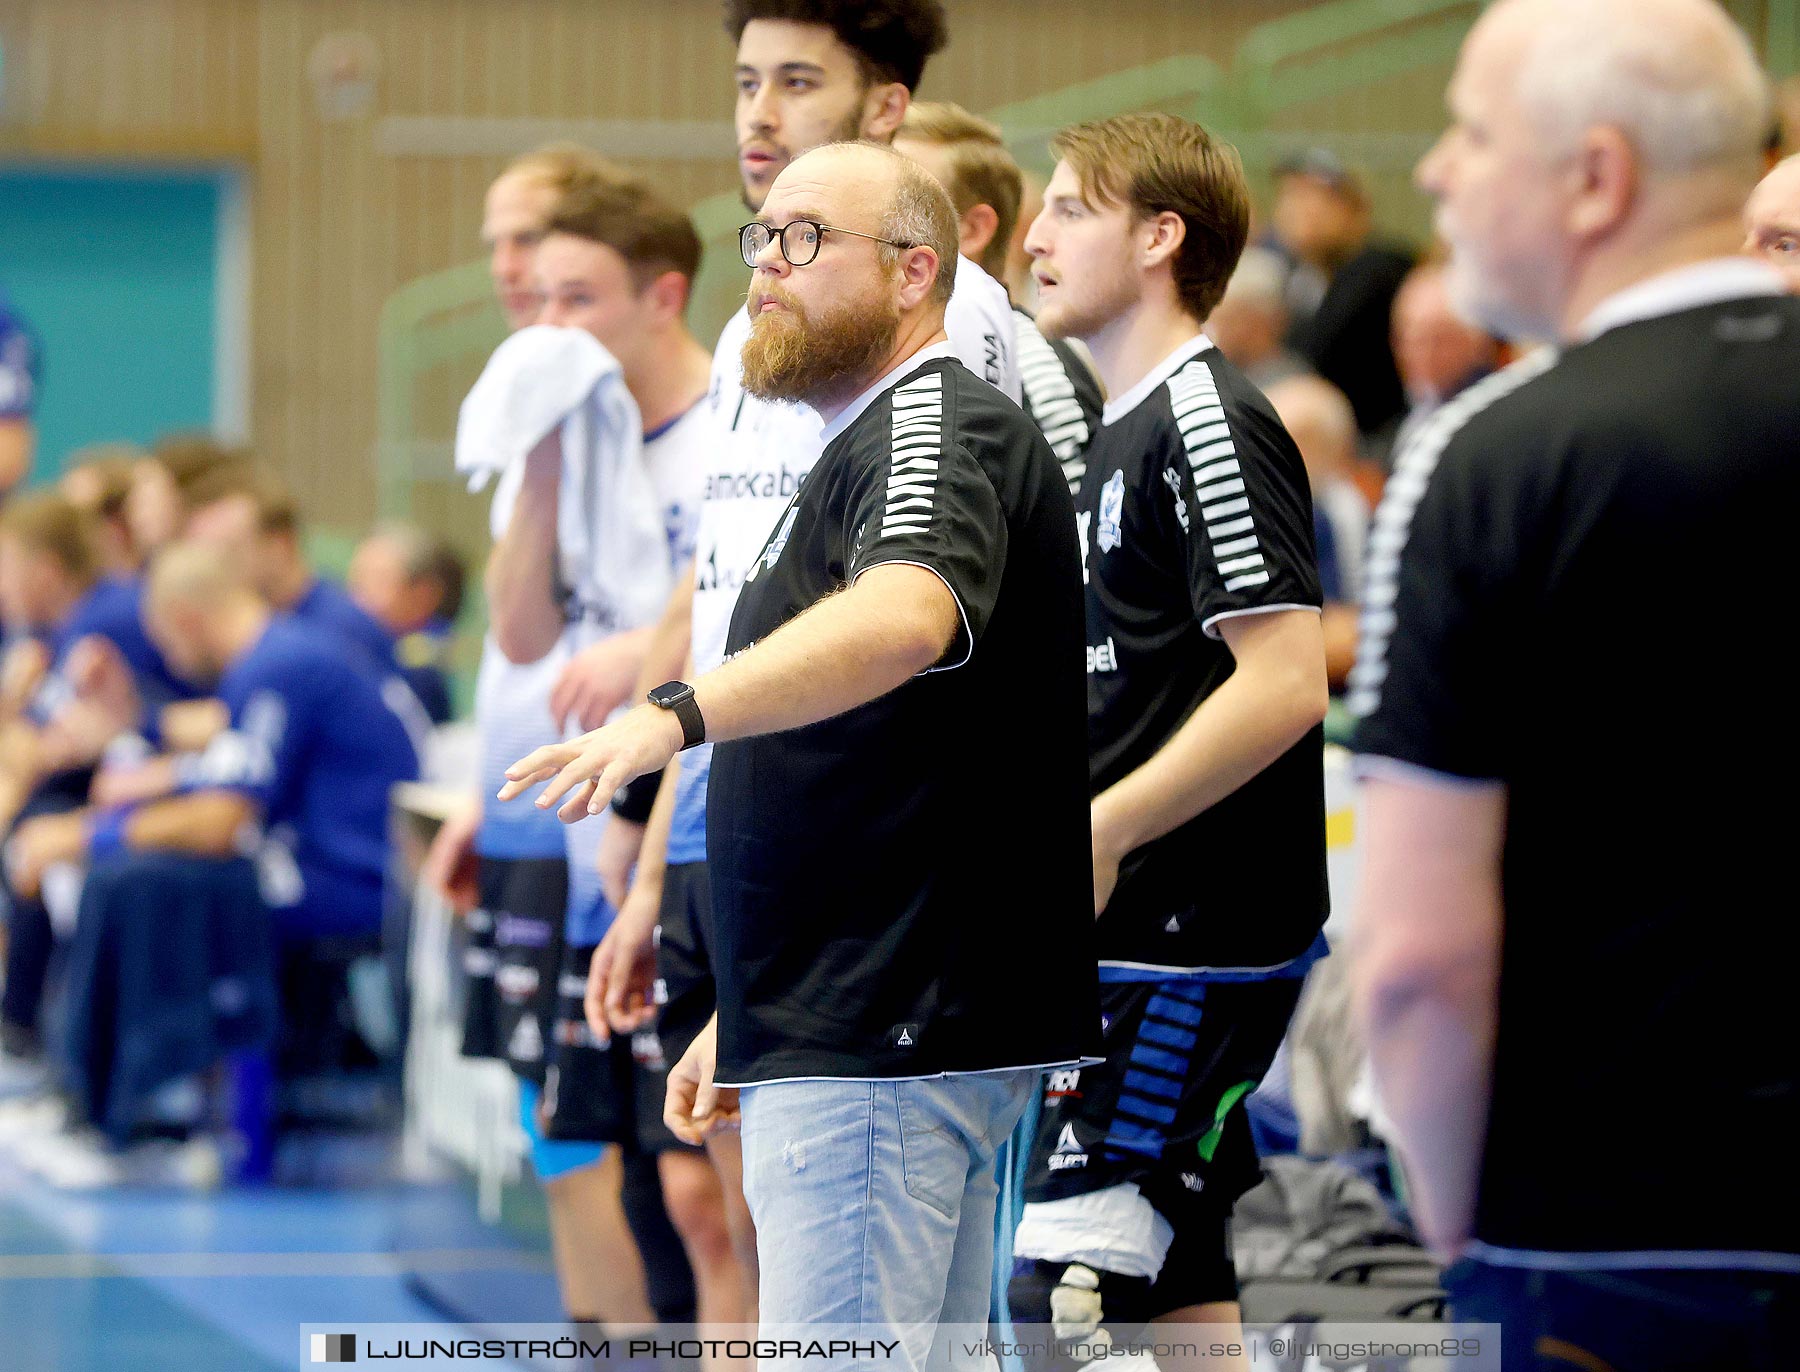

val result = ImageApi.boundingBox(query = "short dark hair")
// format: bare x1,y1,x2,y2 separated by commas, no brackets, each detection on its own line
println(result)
1053,113,1251,324
151,433,252,499
183,462,301,538
545,170,704,290
723,0,948,93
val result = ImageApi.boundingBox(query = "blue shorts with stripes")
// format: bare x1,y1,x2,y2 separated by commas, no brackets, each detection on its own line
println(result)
1021,976,1303,1226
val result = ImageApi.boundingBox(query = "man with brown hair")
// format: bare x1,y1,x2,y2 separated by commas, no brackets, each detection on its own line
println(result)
427,147,693,1340
488,161,747,1339
503,141,1095,1363
1011,113,1328,1362
181,464,394,674
481,143,619,331
897,101,1103,495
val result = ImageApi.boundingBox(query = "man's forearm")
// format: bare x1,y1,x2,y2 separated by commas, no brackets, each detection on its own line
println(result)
124,791,256,858
691,565,956,745
485,438,564,664
1361,961,1496,1253
1351,778,1505,1255
1093,611,1327,855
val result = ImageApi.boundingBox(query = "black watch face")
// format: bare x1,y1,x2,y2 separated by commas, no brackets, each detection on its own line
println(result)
649,681,694,708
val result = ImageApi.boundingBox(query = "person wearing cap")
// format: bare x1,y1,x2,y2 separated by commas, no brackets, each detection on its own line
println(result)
1270,149,1416,451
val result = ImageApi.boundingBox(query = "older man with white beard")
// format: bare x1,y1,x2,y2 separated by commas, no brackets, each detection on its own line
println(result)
1351,0,1800,1364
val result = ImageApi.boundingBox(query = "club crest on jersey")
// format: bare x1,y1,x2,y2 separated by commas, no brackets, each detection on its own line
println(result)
1047,1122,1088,1170
1097,470,1125,553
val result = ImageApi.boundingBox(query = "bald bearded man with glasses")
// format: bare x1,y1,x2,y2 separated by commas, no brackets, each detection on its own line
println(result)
502,142,1096,1368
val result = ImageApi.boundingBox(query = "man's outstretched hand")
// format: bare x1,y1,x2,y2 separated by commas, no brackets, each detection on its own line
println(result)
498,703,684,823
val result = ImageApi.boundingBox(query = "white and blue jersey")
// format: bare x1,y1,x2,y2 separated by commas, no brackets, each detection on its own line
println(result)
177,616,422,940
0,293,38,421
561,401,706,945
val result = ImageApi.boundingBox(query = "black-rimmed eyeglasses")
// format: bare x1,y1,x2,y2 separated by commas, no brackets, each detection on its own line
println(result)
739,219,915,268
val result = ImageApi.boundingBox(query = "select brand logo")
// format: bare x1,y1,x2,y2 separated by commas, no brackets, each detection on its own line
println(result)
311,1333,356,1362
1047,1122,1088,1171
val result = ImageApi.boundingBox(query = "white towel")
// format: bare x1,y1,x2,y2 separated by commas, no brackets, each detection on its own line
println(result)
456,325,673,641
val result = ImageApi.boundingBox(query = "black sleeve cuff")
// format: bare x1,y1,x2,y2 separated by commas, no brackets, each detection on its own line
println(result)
608,769,664,824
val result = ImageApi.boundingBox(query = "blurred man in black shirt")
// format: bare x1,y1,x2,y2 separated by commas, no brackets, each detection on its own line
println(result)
1272,149,1415,448
1352,1,1800,1365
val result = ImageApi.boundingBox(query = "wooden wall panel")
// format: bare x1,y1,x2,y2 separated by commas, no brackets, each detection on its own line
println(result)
3,0,1791,533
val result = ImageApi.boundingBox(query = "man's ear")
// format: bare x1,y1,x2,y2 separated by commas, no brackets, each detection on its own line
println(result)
1566,125,1637,242
897,244,941,310
1140,209,1187,272
862,82,909,142
644,269,691,325
960,203,1000,263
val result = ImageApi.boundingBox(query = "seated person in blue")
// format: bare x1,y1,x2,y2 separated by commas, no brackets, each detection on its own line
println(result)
181,463,396,675
0,490,201,756
348,521,465,725
6,541,424,945
0,493,197,1079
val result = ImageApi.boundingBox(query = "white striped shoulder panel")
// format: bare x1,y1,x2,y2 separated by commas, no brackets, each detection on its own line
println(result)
1166,357,1269,593
881,370,945,540
1345,350,1561,720
1014,314,1091,483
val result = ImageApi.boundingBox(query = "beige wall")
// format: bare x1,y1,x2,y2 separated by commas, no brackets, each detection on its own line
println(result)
1,0,1789,534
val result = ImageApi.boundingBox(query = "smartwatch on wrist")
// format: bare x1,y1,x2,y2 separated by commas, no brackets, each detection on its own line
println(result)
646,680,705,751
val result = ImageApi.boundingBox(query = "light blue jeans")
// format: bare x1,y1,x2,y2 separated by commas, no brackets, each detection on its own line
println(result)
740,1070,1039,1371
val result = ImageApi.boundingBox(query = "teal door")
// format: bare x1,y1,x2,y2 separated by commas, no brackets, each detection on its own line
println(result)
0,166,237,481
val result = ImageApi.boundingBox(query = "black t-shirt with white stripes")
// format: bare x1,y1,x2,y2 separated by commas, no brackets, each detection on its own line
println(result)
708,354,1099,1085
1082,336,1327,976
1015,306,1104,497
1352,289,1800,1265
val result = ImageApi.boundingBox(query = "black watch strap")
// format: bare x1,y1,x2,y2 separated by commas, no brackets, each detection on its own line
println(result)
647,680,705,750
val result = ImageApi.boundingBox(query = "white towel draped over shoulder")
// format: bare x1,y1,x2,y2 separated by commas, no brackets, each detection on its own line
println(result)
455,325,675,641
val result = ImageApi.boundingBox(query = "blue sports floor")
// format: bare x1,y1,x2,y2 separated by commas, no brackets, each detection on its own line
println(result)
0,1158,558,1371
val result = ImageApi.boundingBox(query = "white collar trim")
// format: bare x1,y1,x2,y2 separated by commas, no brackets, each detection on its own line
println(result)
1102,333,1217,426
818,340,961,445
1576,258,1786,343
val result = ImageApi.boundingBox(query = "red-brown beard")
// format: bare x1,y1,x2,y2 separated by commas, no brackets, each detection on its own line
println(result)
740,283,902,408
